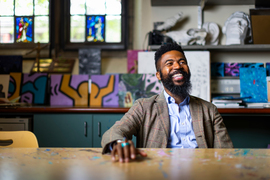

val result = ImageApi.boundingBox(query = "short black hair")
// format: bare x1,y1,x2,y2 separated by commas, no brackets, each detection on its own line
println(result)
154,42,185,71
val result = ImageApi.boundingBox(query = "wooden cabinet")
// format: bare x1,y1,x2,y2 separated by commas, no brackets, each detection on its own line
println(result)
92,114,123,147
34,114,93,147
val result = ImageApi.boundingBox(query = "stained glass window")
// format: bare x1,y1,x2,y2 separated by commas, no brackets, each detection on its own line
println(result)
0,0,49,44
69,0,124,45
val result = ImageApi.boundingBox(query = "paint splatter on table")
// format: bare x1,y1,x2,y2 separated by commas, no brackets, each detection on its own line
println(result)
0,148,270,180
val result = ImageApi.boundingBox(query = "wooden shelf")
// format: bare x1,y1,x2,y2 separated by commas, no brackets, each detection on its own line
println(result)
1,106,270,114
151,0,255,6
149,44,270,52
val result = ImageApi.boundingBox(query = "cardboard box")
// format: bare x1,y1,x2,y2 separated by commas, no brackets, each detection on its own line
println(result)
250,9,270,44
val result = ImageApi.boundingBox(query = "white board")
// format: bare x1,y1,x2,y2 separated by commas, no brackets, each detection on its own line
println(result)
138,51,210,102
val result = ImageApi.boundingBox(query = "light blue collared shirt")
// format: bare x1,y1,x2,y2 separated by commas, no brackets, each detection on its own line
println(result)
164,91,198,148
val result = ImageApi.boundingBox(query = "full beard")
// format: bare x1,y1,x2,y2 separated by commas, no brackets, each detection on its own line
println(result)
160,69,192,99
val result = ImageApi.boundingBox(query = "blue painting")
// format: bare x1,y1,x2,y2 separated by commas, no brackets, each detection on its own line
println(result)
239,63,264,68
211,63,224,77
240,68,267,102
21,73,48,104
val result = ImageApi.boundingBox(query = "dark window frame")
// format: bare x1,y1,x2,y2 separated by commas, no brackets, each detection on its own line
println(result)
0,0,53,51
60,0,128,50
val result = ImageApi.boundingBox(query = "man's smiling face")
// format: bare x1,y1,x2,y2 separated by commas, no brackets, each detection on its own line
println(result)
156,50,191,98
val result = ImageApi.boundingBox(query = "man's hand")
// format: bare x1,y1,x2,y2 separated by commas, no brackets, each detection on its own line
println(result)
111,138,147,163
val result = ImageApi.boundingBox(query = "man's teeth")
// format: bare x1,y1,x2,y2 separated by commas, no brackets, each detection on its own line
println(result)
172,74,183,77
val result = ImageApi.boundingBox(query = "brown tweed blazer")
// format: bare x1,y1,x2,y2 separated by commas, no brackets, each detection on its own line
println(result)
101,92,233,154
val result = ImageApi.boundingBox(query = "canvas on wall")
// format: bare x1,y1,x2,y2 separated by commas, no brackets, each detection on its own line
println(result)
90,74,119,107
50,74,89,106
0,75,10,99
0,56,23,74
211,62,224,77
79,48,101,75
21,73,48,104
240,67,268,103
127,50,144,74
224,63,241,76
118,74,162,107
8,72,22,102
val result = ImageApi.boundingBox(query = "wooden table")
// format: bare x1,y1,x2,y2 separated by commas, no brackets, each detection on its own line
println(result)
0,148,270,180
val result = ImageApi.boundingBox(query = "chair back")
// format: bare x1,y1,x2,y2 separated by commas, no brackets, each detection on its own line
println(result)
0,131,39,148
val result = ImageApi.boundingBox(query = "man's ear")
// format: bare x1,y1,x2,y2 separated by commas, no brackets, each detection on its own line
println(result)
156,71,161,81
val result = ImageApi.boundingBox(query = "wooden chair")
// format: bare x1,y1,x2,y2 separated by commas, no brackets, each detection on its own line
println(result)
0,131,39,148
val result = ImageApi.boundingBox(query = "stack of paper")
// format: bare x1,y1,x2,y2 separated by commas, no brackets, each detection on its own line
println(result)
212,99,243,108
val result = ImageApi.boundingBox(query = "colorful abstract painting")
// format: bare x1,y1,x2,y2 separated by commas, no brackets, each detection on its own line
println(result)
118,74,162,107
0,75,10,98
211,62,224,77
240,68,267,102
239,63,264,68
16,17,33,43
50,74,89,106
90,74,119,107
86,15,105,42
0,56,23,74
224,63,241,76
266,63,270,76
8,72,22,102
127,50,144,74
21,73,48,104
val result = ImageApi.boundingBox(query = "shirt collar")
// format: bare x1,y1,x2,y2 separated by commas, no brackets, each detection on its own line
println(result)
163,90,190,106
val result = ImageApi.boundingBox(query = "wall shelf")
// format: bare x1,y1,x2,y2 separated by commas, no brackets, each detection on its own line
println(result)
149,44,270,52
151,0,255,6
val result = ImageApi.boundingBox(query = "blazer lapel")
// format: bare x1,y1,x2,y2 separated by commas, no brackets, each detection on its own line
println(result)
155,92,170,141
189,96,208,148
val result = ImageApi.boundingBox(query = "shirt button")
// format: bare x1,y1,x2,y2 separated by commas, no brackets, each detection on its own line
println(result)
182,123,185,125
183,138,186,141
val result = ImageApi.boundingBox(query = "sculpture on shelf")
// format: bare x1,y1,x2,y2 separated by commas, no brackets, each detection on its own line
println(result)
155,12,183,31
149,7,221,46
202,22,220,45
222,11,252,45
165,28,207,46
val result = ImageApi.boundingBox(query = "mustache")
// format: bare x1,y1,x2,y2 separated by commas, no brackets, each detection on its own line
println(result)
169,70,189,78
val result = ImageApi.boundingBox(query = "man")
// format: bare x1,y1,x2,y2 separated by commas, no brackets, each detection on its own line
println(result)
101,43,233,163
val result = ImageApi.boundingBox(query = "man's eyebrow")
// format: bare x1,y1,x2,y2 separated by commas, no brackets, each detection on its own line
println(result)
165,58,186,63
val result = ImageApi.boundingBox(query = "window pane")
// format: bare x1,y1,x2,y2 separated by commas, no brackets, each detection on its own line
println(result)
105,0,121,15
70,0,85,15
0,0,14,16
15,17,33,42
0,17,14,43
35,16,49,43
86,0,105,15
105,15,121,42
70,15,85,42
86,15,105,42
35,0,49,15
15,0,33,16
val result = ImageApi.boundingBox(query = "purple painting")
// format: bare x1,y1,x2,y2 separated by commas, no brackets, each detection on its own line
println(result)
50,74,89,106
90,74,119,107
224,63,241,76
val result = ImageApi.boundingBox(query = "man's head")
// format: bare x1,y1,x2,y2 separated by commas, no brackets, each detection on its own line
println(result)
155,43,191,99
154,42,185,71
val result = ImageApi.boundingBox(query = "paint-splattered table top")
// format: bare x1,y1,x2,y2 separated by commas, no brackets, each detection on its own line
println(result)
0,148,269,180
